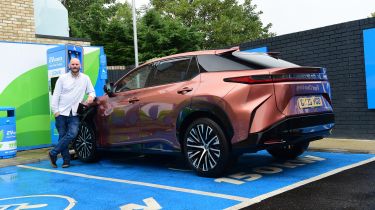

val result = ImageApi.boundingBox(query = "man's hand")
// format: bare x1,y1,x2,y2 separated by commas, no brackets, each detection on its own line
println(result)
86,96,94,104
54,112,60,117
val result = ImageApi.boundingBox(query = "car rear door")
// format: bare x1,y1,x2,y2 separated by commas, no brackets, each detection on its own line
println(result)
136,56,201,150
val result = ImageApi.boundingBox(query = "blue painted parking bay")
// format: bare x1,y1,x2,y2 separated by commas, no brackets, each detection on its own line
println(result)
1,151,374,210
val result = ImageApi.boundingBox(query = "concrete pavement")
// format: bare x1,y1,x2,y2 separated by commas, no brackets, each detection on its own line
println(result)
0,138,374,168
310,138,375,154
0,147,50,168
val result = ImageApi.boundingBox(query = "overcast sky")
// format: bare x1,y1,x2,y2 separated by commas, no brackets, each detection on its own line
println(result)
123,0,374,35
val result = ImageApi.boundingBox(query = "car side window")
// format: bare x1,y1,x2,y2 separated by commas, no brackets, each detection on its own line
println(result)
186,56,200,79
149,57,191,86
115,65,152,92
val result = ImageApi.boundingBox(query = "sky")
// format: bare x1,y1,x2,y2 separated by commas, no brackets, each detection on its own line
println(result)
122,0,374,35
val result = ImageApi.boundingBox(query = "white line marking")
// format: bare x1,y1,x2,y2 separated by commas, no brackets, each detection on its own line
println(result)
167,167,192,172
17,165,249,202
224,156,375,210
120,197,162,210
0,195,76,210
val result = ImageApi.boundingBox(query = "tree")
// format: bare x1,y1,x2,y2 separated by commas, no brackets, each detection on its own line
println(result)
62,1,204,65
151,0,274,48
59,0,116,38
138,9,204,62
61,0,274,65
371,12,375,17
101,3,136,65
60,0,135,65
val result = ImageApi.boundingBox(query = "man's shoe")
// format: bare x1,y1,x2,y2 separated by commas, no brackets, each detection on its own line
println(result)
48,152,57,168
62,162,70,168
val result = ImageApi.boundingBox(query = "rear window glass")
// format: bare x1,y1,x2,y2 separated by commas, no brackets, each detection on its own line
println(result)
197,52,299,72
232,51,300,68
197,54,255,72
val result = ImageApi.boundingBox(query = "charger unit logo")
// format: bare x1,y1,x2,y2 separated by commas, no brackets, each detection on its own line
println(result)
6,130,16,138
48,56,63,64
48,54,65,70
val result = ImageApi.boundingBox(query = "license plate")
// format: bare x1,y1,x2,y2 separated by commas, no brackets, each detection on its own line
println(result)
298,96,323,109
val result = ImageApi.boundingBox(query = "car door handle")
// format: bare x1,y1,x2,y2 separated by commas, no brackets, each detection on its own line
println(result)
128,97,140,103
177,87,193,94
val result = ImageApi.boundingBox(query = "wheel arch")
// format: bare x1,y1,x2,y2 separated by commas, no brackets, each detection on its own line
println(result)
176,102,234,148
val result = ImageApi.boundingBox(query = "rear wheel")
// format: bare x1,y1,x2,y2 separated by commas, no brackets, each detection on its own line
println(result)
267,141,310,159
183,118,231,177
73,122,98,162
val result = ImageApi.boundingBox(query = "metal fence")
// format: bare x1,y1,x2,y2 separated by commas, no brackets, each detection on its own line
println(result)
107,65,134,83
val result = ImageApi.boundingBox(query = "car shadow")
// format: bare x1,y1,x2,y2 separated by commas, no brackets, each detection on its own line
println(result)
87,150,280,177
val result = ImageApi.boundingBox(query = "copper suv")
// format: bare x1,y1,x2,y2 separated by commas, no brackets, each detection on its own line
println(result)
73,48,334,177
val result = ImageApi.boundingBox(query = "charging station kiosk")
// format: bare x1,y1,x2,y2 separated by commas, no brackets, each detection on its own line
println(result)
47,44,107,145
0,41,107,149
47,44,84,95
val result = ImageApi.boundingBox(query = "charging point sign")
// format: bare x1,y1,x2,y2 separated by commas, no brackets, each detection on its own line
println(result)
100,54,108,80
47,50,66,79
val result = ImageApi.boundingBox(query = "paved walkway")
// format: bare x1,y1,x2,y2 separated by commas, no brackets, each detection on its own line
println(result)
310,138,375,154
0,147,50,168
0,138,374,168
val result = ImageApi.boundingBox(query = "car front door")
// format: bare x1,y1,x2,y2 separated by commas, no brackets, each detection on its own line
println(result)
99,65,153,146
136,56,201,150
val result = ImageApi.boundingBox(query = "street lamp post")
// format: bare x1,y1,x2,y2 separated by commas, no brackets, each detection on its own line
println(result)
131,0,139,67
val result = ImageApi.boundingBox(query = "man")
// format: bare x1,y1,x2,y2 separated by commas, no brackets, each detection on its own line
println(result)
49,58,96,168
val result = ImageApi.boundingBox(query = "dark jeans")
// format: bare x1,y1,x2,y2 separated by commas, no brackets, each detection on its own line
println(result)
50,115,80,163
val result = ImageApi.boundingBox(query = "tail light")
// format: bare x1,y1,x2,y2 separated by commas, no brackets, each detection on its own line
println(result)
224,71,328,84
223,75,273,84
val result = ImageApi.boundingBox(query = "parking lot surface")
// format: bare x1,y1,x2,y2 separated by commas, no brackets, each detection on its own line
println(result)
0,151,374,209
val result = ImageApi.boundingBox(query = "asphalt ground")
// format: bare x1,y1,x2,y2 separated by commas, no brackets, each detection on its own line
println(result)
0,150,374,210
246,160,375,210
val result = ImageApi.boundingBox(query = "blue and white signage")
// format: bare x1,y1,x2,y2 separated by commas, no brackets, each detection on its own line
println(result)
242,46,268,53
47,46,66,79
47,50,65,70
100,54,108,80
363,28,375,109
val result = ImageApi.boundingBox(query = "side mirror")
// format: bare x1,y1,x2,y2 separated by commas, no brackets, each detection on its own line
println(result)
103,82,115,97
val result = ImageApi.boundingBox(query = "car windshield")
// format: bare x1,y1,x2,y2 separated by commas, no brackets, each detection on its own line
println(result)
232,51,300,68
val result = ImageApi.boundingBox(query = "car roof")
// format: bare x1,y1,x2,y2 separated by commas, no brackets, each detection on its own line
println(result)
117,47,241,84
142,47,239,65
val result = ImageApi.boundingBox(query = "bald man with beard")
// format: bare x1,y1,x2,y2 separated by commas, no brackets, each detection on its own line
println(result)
49,58,96,168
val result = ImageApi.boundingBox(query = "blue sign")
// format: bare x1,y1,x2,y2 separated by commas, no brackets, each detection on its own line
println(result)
242,46,268,52
100,54,108,80
363,28,375,109
47,50,66,71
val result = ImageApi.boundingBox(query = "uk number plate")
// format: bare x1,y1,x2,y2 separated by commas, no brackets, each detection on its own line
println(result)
298,96,323,109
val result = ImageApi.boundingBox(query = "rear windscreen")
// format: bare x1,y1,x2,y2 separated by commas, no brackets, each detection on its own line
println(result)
197,54,256,72
232,51,300,68
197,52,299,72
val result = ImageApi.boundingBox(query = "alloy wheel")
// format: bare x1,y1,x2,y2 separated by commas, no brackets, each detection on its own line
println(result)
186,123,221,172
74,124,94,159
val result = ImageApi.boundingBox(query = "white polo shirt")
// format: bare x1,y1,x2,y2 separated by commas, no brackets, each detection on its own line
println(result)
51,72,96,116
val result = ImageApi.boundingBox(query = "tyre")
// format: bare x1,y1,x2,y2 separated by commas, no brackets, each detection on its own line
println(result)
183,118,231,177
73,122,98,162
267,141,310,159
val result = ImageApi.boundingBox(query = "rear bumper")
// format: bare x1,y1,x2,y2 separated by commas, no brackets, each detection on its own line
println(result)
232,112,335,152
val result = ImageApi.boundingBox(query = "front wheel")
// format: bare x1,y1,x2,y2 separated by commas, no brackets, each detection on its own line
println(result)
73,122,98,162
267,141,310,159
183,118,231,177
